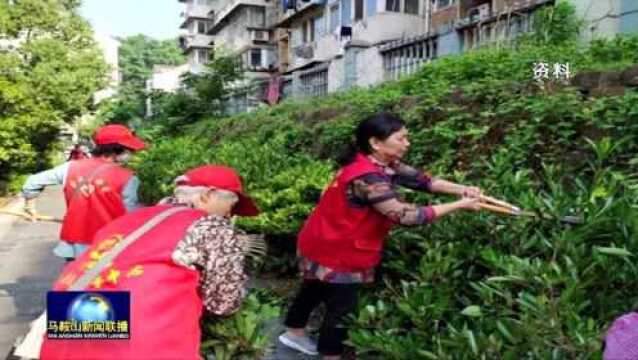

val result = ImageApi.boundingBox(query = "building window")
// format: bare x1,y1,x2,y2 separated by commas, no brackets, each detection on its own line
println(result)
300,68,328,98
330,4,340,33
383,37,437,80
195,49,210,64
405,0,419,14
436,0,454,10
302,18,315,43
197,20,207,34
250,49,262,68
249,7,266,27
386,0,399,12
354,0,364,21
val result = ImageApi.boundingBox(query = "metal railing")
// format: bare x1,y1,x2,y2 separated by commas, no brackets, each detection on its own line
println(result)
381,35,438,81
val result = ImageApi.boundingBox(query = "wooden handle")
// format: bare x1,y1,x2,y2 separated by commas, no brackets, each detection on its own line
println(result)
0,209,62,223
478,202,518,216
479,195,520,212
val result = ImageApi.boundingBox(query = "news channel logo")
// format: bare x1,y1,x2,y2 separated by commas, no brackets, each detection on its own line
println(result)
47,291,130,339
67,293,115,321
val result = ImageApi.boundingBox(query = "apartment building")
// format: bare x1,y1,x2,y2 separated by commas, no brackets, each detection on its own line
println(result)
273,0,555,99
207,0,279,113
276,0,435,98
177,0,638,110
178,0,216,73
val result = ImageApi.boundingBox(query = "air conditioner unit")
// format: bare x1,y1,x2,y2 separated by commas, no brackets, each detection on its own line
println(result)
251,30,270,42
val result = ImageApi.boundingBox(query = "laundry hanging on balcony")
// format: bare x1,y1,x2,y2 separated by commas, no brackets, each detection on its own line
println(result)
264,74,283,105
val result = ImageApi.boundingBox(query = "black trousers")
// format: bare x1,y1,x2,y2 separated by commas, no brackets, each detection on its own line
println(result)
284,279,359,356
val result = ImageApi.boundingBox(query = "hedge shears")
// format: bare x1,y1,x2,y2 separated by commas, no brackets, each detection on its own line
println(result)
477,194,583,225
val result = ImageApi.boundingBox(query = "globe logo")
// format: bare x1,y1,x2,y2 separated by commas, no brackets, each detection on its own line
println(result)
67,293,115,322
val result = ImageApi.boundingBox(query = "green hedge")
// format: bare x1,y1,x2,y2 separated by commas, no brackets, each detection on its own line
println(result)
132,30,638,357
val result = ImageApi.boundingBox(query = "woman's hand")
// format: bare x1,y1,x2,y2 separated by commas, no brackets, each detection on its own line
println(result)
23,197,38,221
461,186,482,198
457,197,481,211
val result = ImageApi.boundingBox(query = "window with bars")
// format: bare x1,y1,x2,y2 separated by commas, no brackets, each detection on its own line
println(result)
300,68,328,98
383,37,437,80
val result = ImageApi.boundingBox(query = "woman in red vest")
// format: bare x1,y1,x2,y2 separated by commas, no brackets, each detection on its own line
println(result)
22,125,146,261
40,165,261,360
278,113,482,359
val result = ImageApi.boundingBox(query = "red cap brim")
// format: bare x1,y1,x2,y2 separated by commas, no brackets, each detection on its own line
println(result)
118,136,146,151
233,193,260,216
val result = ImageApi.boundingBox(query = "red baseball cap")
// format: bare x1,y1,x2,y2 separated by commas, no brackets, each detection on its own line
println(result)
93,125,146,151
176,165,260,217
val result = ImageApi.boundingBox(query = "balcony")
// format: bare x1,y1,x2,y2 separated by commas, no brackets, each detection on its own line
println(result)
179,3,214,28
208,0,269,34
277,0,326,28
179,34,215,53
456,0,553,29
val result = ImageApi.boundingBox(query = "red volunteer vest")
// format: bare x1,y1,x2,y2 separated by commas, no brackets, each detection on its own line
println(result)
40,205,208,360
298,153,394,272
60,158,133,244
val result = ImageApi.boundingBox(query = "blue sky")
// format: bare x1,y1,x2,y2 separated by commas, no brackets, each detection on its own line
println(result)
80,0,182,40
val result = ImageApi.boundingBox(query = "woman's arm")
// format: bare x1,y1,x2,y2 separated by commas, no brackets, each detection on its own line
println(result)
22,163,69,199
350,174,480,226
22,162,69,216
392,162,432,191
430,197,481,218
429,177,481,197
172,215,248,316
121,176,141,212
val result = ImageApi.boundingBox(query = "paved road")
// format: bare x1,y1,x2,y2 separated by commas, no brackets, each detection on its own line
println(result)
0,186,318,359
0,187,65,358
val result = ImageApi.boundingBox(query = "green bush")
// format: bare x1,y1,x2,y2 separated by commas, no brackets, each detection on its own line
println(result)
133,24,638,356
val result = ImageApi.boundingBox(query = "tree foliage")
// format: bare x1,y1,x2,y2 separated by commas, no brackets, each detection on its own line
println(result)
118,34,185,88
98,52,242,135
0,0,108,191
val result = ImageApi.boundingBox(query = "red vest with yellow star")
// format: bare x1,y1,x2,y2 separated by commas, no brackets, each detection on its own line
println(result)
298,153,395,272
40,205,208,360
60,158,133,244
